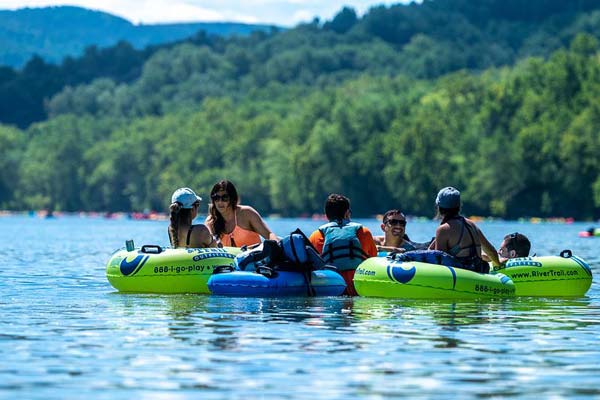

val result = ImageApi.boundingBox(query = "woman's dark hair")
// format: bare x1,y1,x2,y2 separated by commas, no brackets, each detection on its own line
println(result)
169,202,194,248
325,193,350,221
437,206,460,222
208,180,239,237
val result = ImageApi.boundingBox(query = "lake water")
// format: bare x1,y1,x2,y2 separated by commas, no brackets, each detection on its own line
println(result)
1,215,599,399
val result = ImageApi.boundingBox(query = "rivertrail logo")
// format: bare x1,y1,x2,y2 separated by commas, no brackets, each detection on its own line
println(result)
120,255,149,276
506,259,543,268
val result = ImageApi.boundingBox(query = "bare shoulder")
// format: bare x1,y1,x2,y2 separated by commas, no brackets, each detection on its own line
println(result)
189,224,213,247
436,222,450,234
192,223,211,235
238,204,259,214
435,223,451,243
238,205,263,220
196,223,210,231
464,217,482,233
235,205,263,228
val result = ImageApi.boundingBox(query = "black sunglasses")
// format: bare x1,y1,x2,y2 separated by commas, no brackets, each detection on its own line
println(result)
211,194,230,202
386,219,407,227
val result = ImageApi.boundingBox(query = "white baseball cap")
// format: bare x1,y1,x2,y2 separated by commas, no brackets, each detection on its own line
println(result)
171,187,202,209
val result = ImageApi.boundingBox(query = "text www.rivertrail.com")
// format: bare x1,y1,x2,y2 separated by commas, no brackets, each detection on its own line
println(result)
510,269,579,279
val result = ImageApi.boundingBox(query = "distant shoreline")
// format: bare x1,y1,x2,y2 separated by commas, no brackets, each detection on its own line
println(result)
0,210,591,224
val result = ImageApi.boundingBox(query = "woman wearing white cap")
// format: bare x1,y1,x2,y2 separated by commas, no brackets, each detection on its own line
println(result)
428,186,500,272
168,187,216,248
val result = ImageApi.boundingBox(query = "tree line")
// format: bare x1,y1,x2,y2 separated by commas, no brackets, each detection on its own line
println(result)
1,34,599,219
3,0,600,128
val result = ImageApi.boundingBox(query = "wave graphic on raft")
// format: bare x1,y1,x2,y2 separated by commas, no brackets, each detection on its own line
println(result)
120,255,149,276
387,264,416,284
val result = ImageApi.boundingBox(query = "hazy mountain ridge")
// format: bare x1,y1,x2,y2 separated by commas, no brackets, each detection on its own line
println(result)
0,6,277,67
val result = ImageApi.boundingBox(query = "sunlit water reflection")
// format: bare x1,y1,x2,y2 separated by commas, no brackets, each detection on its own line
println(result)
1,216,599,398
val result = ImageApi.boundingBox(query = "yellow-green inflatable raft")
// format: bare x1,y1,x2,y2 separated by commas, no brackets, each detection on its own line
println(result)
491,251,592,297
106,245,236,294
354,257,515,299
354,252,592,299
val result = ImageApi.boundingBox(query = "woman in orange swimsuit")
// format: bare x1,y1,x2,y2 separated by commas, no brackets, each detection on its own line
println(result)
205,180,278,247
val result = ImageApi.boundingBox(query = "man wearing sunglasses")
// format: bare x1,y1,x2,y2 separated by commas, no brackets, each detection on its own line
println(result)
374,209,426,254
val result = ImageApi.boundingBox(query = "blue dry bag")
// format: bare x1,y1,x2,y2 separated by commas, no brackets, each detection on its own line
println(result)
280,233,309,265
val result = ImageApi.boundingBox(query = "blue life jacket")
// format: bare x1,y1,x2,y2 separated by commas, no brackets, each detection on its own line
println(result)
319,220,368,271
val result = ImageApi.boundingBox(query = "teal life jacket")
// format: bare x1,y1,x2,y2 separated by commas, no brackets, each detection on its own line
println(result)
319,220,368,271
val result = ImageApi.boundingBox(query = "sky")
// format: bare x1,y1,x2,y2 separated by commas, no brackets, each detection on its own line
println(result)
1,0,409,26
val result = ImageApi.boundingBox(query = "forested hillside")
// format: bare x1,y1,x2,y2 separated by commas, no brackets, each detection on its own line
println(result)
0,6,276,67
1,0,600,219
3,0,600,128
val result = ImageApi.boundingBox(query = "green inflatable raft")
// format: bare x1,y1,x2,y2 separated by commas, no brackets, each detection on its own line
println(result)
354,251,593,299
491,252,592,297
106,245,237,294
354,256,515,299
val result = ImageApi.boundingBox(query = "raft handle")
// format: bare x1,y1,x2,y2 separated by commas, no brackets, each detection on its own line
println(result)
256,265,278,279
140,245,163,254
560,249,572,258
388,252,401,261
213,265,235,274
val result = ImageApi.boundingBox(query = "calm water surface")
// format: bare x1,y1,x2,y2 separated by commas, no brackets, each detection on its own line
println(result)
1,216,599,399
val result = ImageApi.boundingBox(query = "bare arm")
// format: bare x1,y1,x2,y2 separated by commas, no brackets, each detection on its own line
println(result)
428,238,436,250
432,225,450,252
204,215,214,235
245,206,279,241
476,226,500,267
377,245,406,253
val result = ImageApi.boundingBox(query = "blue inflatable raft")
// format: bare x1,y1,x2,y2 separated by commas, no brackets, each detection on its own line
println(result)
208,268,346,297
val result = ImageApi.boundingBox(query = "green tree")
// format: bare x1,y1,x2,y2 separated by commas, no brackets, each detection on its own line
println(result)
0,125,26,208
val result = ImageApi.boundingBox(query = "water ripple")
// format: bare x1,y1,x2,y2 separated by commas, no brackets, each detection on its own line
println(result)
1,217,599,398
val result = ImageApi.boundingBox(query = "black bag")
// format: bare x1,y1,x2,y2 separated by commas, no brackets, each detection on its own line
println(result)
234,240,283,271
